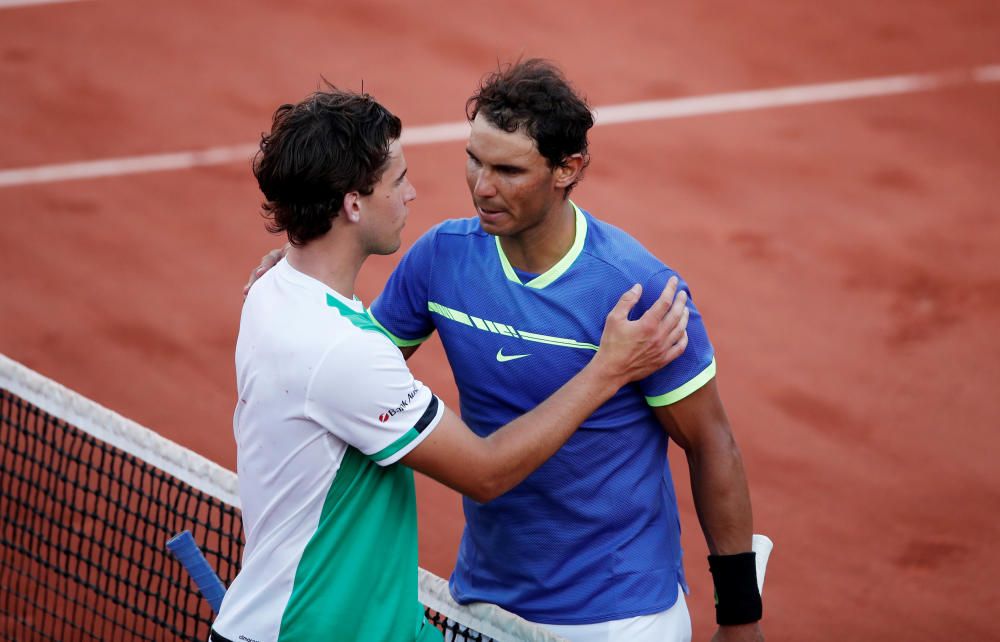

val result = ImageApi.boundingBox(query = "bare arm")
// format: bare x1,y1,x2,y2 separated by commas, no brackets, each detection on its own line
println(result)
402,279,690,503
654,379,763,641
654,379,752,554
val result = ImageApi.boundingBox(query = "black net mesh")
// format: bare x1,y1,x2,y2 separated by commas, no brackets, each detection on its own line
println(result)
2,390,242,641
0,383,556,641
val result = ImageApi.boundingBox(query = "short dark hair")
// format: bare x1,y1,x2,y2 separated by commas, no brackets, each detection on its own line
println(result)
253,86,402,246
466,59,593,194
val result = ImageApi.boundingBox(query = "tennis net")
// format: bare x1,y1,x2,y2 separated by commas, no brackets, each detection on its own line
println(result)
0,354,564,642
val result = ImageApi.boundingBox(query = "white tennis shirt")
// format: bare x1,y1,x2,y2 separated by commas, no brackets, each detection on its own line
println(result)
213,258,444,642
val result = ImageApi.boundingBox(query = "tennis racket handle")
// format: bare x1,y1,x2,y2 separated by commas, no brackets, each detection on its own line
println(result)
167,530,227,614
752,533,773,596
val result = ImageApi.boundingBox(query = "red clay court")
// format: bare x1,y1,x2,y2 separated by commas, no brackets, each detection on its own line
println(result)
1,1,998,639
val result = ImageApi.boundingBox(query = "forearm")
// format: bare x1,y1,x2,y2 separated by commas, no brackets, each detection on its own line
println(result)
654,382,761,636
692,443,764,638
406,280,688,502
687,433,754,555
478,362,621,500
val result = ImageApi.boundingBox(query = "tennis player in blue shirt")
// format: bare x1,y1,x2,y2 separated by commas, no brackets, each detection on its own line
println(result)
248,60,763,642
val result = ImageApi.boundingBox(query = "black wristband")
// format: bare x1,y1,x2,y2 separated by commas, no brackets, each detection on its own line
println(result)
708,552,762,626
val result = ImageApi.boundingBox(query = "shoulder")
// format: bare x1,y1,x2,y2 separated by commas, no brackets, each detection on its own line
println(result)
324,295,399,351
433,216,487,237
413,216,488,245
312,311,408,384
399,216,488,262
578,207,673,283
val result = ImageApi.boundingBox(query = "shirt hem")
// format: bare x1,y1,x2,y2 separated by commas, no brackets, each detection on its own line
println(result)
450,588,681,627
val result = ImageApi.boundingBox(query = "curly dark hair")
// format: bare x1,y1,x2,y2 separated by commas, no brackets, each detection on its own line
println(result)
253,86,402,246
466,59,593,194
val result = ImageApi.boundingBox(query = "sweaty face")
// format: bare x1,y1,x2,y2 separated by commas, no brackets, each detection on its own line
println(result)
359,140,416,255
465,113,562,238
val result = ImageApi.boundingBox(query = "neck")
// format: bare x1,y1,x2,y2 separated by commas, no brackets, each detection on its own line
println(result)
285,226,366,300
498,199,576,274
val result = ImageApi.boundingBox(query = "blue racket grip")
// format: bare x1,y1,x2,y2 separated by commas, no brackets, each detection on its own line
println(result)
166,530,227,614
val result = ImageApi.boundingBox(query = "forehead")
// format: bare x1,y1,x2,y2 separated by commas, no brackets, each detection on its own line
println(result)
386,139,404,165
467,113,542,166
379,139,405,174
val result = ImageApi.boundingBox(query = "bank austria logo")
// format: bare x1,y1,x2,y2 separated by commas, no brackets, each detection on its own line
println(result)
377,387,420,424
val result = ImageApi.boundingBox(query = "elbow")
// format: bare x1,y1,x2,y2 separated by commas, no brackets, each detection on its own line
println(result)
461,440,517,503
464,461,516,503
466,477,505,504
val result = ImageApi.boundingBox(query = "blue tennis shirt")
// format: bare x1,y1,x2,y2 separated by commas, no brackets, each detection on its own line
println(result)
370,203,716,625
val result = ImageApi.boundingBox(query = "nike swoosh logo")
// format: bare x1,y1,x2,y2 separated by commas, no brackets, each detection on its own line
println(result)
496,348,530,362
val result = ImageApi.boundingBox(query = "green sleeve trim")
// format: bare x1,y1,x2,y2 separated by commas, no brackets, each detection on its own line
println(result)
645,357,717,407
365,309,432,348
370,428,420,462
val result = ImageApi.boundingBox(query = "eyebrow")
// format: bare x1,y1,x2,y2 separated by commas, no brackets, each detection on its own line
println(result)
466,149,525,173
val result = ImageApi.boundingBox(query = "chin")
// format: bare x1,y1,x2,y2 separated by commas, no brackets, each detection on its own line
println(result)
477,217,506,236
375,241,402,256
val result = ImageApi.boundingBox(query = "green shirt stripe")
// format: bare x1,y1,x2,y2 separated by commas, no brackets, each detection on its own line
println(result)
277,448,437,641
370,428,421,462
428,302,598,352
366,309,432,347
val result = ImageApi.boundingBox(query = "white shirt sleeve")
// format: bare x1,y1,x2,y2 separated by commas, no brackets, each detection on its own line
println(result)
304,330,443,466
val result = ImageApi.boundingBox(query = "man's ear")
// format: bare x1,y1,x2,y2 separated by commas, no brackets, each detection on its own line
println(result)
554,153,586,190
342,192,362,223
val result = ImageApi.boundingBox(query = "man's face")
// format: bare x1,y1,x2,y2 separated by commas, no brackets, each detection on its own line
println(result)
465,113,562,238
359,139,416,255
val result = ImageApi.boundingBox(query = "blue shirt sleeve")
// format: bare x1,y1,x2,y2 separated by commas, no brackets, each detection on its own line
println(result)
631,268,717,406
369,227,438,347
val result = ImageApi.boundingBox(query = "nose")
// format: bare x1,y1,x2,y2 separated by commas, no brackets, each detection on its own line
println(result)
404,178,417,203
473,170,497,199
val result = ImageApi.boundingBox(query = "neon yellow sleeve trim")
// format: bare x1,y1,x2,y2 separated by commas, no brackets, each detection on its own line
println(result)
365,310,433,347
645,358,717,407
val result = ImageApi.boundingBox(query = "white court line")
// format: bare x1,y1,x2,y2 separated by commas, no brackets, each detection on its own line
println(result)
0,0,86,8
1,64,997,189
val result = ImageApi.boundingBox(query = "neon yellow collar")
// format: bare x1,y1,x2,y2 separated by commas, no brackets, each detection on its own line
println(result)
494,201,588,289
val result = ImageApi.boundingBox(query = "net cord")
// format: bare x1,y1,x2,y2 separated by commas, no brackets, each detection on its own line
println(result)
0,354,240,507
0,353,566,642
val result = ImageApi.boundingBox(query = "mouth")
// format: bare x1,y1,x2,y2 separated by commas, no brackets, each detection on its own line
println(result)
476,205,507,222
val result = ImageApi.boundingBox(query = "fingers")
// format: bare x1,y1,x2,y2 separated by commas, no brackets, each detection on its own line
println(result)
607,283,643,322
663,289,688,331
243,268,258,297
243,247,285,298
641,276,680,322
646,299,688,365
656,292,689,356
657,333,688,367
663,304,689,344
663,328,689,363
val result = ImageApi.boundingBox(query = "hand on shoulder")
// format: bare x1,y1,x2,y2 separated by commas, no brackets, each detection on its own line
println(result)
243,244,289,296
